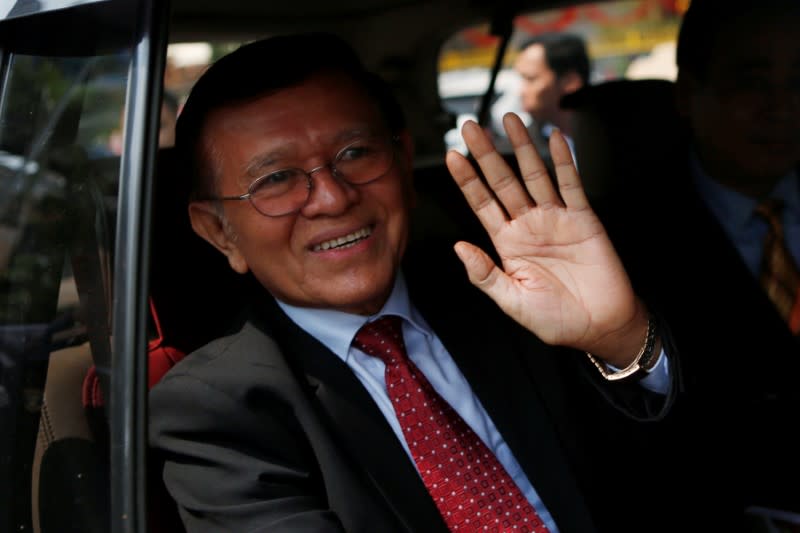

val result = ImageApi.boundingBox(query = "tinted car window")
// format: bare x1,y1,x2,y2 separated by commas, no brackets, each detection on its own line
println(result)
0,2,147,529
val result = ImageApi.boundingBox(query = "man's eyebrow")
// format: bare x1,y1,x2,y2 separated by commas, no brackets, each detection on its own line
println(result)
332,127,373,145
244,149,291,177
242,128,376,176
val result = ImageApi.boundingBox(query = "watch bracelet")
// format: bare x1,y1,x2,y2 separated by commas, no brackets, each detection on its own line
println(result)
585,312,658,381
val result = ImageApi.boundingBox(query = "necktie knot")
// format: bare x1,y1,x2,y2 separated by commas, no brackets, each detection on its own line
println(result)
754,198,786,235
352,315,406,365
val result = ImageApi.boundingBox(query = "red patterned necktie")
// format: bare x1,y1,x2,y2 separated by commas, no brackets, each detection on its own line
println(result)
755,199,800,335
353,315,551,533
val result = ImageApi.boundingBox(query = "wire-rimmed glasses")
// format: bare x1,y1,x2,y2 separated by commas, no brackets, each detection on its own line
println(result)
201,135,399,217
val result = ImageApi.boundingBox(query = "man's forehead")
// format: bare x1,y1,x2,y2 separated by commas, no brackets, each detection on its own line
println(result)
206,76,381,131
710,11,800,63
516,45,549,74
518,44,545,62
710,17,800,70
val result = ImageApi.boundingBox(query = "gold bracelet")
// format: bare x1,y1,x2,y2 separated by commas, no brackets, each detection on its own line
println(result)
585,313,658,381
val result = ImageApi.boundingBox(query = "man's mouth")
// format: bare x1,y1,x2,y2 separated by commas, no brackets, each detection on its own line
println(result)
312,226,373,252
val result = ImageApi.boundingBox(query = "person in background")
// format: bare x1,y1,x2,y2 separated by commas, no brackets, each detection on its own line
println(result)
582,0,800,521
147,32,689,533
490,33,590,163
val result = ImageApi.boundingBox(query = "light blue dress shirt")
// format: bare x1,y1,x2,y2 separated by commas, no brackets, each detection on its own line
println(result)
278,272,671,532
692,157,800,278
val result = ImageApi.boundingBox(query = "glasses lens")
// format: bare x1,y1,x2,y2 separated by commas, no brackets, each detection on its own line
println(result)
249,168,310,216
334,137,394,184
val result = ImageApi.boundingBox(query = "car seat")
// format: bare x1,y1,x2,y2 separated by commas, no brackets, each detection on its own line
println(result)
560,78,685,203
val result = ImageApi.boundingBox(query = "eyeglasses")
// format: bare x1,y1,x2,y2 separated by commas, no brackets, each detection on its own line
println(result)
202,135,399,217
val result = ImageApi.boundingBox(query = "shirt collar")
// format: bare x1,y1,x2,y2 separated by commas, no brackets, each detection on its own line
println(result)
691,152,799,231
540,122,557,139
275,271,431,363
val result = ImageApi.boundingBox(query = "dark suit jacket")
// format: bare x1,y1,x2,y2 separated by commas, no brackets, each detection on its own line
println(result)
597,155,800,516
148,234,695,533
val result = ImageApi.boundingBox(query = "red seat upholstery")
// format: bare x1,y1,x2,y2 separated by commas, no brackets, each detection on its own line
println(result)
81,299,186,409
146,299,187,389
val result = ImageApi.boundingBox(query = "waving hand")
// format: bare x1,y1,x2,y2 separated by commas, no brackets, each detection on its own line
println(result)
445,113,648,367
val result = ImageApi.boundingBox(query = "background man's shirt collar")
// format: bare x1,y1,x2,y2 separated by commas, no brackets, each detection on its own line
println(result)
691,152,799,233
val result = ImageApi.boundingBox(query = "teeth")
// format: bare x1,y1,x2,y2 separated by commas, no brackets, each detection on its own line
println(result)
313,226,372,252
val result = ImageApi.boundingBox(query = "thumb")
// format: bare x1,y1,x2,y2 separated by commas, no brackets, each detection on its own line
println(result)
453,241,515,304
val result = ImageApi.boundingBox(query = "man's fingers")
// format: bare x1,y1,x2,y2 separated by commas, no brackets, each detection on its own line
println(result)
446,149,506,236
549,130,590,211
460,120,534,218
453,241,514,303
503,113,562,207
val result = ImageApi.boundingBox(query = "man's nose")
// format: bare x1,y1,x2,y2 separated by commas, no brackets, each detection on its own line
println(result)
300,165,358,217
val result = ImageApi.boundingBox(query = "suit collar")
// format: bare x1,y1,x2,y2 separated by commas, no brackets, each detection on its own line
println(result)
691,155,800,238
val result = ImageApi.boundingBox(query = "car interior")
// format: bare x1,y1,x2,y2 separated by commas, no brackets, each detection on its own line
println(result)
3,0,794,531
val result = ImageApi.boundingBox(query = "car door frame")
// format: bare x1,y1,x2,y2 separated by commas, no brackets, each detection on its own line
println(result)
0,1,170,531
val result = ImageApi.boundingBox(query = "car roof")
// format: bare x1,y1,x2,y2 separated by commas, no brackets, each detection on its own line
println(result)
0,0,614,166
167,0,557,42
165,0,588,164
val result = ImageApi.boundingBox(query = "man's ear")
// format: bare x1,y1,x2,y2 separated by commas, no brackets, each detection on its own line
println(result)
188,202,249,274
558,70,584,95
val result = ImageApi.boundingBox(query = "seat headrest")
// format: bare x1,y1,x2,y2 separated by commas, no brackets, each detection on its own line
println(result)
561,78,675,112
148,147,254,355
560,79,687,200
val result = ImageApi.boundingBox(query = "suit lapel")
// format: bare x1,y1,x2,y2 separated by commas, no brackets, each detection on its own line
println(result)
682,190,799,349
262,301,449,532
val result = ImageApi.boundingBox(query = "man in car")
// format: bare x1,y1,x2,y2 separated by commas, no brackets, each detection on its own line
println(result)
585,0,800,518
148,32,685,533
491,33,590,164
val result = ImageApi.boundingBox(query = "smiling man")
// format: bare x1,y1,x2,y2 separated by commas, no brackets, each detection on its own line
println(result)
148,33,683,533
188,72,413,315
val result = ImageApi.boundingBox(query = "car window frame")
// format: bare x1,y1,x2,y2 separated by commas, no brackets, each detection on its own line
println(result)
111,2,170,531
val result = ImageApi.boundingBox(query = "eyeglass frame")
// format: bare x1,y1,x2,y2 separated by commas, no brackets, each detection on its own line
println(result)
198,135,402,217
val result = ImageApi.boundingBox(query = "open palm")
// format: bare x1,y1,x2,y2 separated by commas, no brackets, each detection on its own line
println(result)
446,114,646,364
